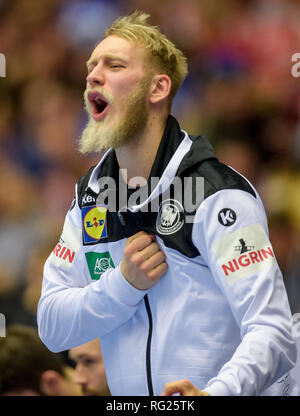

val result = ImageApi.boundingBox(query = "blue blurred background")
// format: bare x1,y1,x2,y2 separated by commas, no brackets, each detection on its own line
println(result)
0,0,299,327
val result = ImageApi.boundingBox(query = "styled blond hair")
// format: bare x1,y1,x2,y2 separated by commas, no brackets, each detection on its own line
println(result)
105,11,188,102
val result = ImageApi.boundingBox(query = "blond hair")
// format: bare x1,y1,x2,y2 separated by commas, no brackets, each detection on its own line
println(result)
105,10,188,102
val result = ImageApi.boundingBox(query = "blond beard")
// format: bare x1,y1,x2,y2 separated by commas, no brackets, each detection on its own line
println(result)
79,77,150,154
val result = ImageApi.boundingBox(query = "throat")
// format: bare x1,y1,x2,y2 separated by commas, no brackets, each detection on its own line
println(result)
116,145,154,184
115,115,166,183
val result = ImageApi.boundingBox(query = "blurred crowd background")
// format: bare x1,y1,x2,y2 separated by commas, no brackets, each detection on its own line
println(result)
0,0,300,331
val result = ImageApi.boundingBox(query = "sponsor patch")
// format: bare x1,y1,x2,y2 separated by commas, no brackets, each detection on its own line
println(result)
156,199,184,235
82,205,107,244
212,223,276,284
50,217,81,270
82,193,97,206
85,252,115,280
52,240,75,264
218,208,236,226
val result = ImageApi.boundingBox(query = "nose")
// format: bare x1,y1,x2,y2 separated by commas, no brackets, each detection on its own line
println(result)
86,64,105,88
73,366,88,387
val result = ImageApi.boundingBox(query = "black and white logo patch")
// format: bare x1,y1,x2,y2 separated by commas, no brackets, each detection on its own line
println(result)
218,208,236,226
82,193,97,206
156,199,184,235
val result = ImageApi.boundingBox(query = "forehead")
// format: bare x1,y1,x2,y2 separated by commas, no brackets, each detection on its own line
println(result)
88,35,148,66
69,339,101,358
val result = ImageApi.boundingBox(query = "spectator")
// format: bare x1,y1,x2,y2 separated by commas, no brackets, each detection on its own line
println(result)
69,338,110,396
0,325,82,396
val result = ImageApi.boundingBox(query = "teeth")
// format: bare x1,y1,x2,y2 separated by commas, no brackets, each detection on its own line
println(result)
95,96,107,105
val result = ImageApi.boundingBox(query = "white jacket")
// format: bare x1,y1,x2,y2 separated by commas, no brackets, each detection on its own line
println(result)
37,116,296,395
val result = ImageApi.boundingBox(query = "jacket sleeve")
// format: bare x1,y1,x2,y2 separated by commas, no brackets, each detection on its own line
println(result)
37,184,147,353
192,188,297,396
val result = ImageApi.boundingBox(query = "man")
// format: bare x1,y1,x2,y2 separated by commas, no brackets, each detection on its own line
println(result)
69,338,110,396
38,11,296,396
0,325,82,396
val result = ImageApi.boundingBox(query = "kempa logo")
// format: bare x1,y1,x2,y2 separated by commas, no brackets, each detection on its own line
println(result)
0,53,6,78
85,251,115,280
0,313,6,337
218,208,237,226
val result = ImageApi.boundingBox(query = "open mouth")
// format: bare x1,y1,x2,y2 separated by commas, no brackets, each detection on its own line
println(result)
87,91,109,121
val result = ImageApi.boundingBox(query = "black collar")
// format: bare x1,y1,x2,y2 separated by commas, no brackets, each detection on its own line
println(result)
96,114,218,191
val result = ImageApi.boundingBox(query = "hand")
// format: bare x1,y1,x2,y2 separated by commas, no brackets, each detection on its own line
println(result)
161,379,210,396
121,231,168,290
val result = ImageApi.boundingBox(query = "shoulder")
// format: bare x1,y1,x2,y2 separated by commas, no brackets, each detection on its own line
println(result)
183,135,256,200
197,159,257,200
76,165,97,205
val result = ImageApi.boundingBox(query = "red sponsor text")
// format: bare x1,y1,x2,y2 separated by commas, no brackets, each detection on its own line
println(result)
53,243,75,264
222,246,274,276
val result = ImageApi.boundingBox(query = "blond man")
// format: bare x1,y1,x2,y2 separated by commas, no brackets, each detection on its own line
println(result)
38,11,296,396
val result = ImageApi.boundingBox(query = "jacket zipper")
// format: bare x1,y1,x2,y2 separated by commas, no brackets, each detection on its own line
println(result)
144,294,154,396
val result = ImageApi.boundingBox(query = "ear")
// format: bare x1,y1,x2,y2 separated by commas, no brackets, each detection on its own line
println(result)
40,370,63,396
149,74,172,105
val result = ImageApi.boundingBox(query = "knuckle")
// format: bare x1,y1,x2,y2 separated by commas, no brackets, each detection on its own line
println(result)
140,262,149,272
131,253,143,265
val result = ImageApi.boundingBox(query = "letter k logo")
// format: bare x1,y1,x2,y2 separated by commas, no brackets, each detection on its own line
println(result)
218,208,237,226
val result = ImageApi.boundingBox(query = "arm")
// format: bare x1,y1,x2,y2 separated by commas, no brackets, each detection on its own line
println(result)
192,189,296,396
37,192,144,352
38,187,167,353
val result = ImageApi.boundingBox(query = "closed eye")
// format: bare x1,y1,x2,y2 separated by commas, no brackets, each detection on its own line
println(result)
110,64,125,69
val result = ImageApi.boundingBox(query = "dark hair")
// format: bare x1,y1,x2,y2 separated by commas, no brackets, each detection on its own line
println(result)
0,324,65,395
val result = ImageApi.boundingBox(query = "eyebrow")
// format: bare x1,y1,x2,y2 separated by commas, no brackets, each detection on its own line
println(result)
72,353,88,360
86,53,128,69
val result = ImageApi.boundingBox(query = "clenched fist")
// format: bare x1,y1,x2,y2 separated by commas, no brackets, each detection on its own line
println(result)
121,231,168,290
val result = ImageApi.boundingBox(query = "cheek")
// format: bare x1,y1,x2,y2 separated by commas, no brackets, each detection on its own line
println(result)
112,71,144,96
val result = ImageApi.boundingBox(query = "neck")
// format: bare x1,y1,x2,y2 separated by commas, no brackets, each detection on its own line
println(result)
115,113,167,184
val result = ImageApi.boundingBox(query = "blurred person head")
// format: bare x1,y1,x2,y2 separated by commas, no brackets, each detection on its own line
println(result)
0,325,82,396
0,160,42,294
20,79,81,164
79,10,188,153
268,213,299,273
0,160,39,222
69,338,110,396
214,138,261,186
